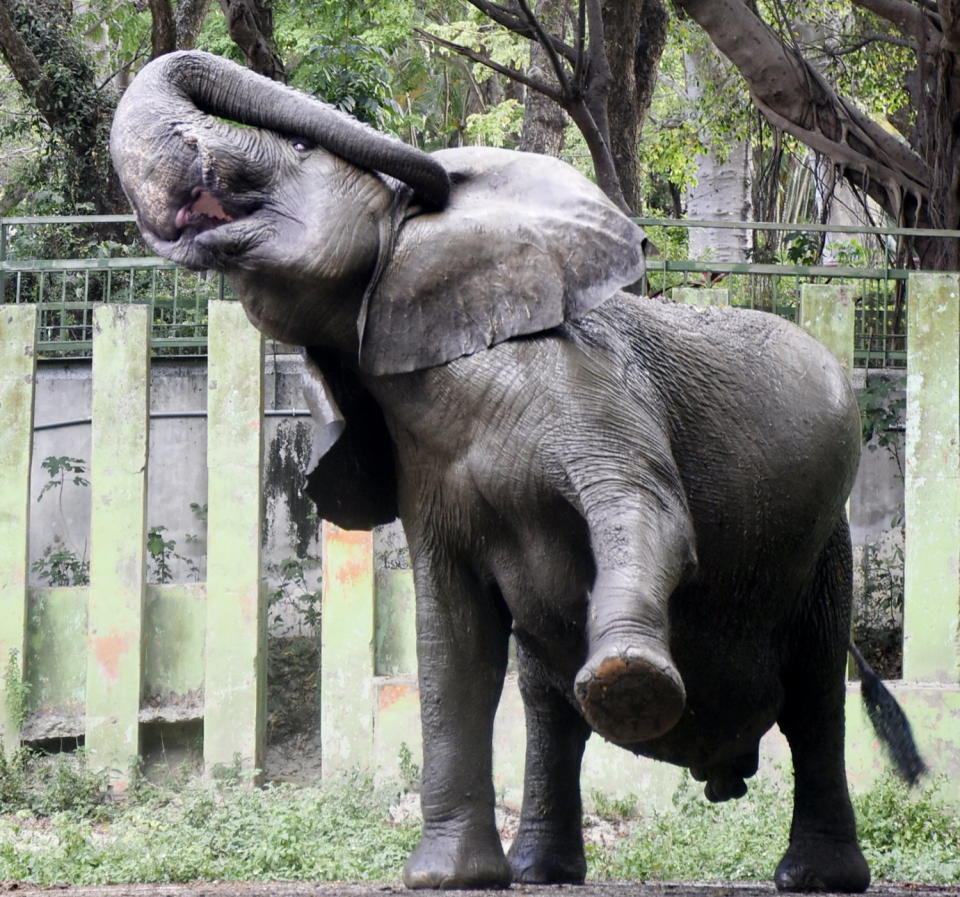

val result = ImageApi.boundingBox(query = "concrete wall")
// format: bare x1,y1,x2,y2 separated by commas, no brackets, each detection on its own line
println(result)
30,350,322,635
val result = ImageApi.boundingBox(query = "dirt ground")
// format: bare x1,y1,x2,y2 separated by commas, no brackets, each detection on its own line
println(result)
2,881,957,897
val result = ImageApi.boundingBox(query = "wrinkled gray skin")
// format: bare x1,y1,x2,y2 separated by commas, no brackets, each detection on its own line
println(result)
112,51,870,893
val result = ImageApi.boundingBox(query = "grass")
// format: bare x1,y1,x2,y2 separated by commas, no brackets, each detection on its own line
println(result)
588,770,960,885
0,746,957,886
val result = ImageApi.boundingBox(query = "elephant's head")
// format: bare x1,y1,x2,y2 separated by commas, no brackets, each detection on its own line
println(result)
111,51,648,374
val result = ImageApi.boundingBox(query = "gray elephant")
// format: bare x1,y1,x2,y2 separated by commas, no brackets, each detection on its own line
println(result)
110,51,922,893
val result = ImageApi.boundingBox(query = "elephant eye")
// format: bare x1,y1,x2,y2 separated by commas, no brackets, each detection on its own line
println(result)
291,139,314,153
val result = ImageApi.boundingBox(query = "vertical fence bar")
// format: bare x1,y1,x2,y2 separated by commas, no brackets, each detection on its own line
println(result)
0,305,37,745
903,273,960,683
204,300,265,775
671,287,729,306
799,284,855,376
321,523,375,776
85,304,149,779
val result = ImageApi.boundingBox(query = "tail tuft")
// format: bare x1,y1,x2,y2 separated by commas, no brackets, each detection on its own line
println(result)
849,642,927,786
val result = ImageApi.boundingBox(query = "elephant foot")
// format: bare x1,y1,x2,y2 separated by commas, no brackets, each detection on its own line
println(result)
775,838,870,893
507,826,586,884
574,642,685,743
403,825,512,890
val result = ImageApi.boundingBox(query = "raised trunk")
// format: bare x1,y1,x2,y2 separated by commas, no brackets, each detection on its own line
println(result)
114,51,451,211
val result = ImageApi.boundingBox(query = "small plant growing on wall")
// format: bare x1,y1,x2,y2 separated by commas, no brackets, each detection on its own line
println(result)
31,455,90,587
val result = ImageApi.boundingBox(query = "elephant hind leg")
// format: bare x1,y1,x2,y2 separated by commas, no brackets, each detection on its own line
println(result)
508,641,591,884
776,520,869,893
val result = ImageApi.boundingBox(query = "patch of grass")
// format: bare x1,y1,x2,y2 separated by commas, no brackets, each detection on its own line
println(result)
0,770,418,885
588,770,960,885
0,747,109,820
855,774,960,883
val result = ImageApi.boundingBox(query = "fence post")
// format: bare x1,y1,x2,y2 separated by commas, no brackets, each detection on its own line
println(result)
671,287,729,306
903,273,960,683
0,305,37,746
85,304,150,779
799,284,855,377
321,523,375,775
204,300,266,776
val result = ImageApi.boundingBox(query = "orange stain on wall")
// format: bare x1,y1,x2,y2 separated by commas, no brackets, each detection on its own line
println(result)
92,632,132,682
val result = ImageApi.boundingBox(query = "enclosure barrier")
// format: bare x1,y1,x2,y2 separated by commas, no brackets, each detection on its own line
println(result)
1,278,958,799
0,301,265,783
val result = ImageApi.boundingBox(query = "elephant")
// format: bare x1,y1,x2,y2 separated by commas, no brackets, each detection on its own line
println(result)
110,50,924,893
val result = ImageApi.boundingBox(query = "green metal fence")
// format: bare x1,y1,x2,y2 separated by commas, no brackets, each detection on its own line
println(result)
3,213,949,366
1,215,225,357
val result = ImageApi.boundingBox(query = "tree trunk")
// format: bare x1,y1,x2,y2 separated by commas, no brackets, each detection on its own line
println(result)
602,0,667,213
519,0,568,156
684,43,752,261
0,0,126,213
217,0,285,81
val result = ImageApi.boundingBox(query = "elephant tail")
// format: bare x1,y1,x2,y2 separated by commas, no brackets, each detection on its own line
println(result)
848,642,927,786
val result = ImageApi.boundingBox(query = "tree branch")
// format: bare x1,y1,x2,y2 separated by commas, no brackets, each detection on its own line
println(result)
415,26,565,102
516,0,571,94
849,0,932,37
674,0,931,218
463,0,578,64
938,0,960,50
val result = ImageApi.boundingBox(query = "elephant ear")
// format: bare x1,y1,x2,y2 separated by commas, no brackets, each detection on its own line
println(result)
301,347,398,530
359,147,647,375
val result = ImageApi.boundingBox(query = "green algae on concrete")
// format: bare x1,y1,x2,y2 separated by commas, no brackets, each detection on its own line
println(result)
800,283,856,377
0,304,36,746
85,304,150,777
321,524,375,776
204,301,266,776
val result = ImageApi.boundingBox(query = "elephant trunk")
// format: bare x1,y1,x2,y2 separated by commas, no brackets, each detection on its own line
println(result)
111,50,450,211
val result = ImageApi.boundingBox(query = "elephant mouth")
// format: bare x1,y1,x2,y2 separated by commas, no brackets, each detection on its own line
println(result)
174,186,240,236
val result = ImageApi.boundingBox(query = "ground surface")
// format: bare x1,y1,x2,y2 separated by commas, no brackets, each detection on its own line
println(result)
2,882,957,897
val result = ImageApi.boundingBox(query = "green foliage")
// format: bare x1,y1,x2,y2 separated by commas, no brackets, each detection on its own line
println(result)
0,771,418,885
397,742,421,793
36,456,88,503
30,547,89,588
3,652,31,731
854,774,960,882
590,789,638,822
463,99,523,148
32,455,90,587
859,375,905,454
589,771,788,881
0,747,108,819
589,771,960,884
265,556,322,630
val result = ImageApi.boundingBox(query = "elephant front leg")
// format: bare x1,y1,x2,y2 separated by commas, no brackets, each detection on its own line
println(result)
575,495,695,744
507,642,591,883
403,557,513,890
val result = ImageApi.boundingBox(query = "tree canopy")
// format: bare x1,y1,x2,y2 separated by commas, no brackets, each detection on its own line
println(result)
1,1,957,266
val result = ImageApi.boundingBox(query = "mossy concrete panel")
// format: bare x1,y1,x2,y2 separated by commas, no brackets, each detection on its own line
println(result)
903,273,960,683
23,587,87,741
321,524,375,776
142,583,205,722
671,287,729,307
800,284,856,377
204,301,266,776
0,304,36,744
85,304,150,778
